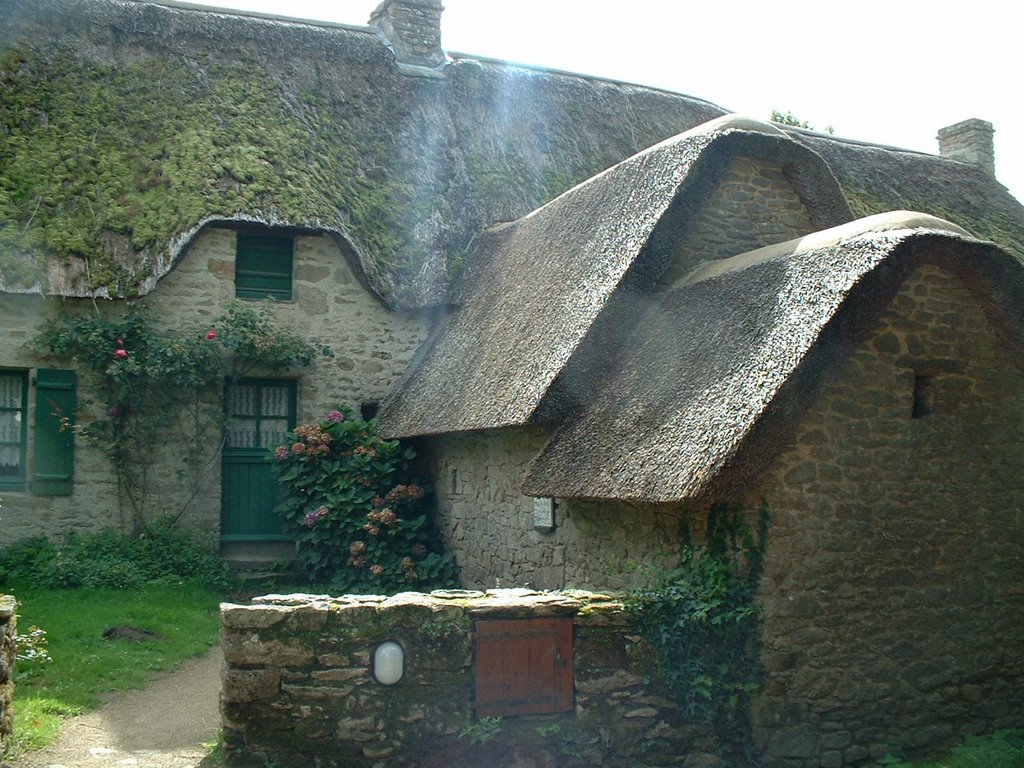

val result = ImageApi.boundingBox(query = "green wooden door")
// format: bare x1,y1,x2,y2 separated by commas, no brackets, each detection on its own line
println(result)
221,379,296,542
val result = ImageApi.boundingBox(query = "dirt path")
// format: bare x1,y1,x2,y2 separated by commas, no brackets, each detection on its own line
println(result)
17,646,223,768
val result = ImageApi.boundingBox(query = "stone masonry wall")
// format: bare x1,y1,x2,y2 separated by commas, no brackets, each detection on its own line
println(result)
752,266,1024,766
221,589,719,768
0,227,427,543
0,595,15,754
656,155,815,289
425,427,689,590
0,295,124,541
936,119,995,176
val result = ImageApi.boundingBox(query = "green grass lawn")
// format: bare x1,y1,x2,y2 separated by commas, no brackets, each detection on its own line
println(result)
6,581,222,755
875,731,1024,767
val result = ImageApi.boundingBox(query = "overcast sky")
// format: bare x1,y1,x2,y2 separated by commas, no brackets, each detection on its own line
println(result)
181,0,1023,205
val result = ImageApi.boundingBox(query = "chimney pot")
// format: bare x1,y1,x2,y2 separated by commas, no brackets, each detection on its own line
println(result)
369,0,445,69
937,118,995,176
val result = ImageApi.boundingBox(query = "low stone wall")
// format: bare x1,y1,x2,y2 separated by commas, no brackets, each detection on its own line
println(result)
221,589,720,768
0,595,15,754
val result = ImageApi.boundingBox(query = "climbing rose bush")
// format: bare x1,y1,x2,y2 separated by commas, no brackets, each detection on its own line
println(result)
272,407,458,593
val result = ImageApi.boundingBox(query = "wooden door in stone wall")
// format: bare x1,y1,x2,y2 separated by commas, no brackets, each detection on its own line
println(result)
221,379,295,543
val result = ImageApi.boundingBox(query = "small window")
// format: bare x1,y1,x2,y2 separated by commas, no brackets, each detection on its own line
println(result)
0,370,28,490
224,379,296,450
912,374,935,419
235,233,293,300
474,617,574,717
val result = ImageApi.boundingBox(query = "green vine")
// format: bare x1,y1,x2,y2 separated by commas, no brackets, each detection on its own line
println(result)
627,502,768,760
32,300,324,531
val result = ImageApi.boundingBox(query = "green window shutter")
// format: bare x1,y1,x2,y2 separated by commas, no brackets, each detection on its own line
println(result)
235,234,293,300
32,368,76,496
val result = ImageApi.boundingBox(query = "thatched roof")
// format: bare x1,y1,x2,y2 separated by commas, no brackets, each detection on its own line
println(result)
0,0,725,303
795,132,1024,261
377,116,855,437
522,213,1024,502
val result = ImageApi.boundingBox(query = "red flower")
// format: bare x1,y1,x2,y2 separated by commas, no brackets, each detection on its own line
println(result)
206,330,217,340
114,349,128,359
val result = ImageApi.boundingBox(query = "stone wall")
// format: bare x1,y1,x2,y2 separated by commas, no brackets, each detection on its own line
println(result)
752,266,1024,766
0,295,125,541
424,427,690,590
221,589,720,768
656,155,815,289
369,0,445,68
0,227,427,544
0,595,14,754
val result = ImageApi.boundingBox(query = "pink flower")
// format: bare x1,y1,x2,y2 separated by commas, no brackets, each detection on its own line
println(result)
379,510,397,527
369,564,384,576
349,541,366,555
303,511,318,527
116,338,124,347
114,349,128,360
206,330,217,340
274,446,289,460
326,410,344,423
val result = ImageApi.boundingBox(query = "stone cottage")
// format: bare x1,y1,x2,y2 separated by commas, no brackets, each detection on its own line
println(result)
1,0,1023,765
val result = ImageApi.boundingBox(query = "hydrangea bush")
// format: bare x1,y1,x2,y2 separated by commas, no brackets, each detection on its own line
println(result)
272,407,458,593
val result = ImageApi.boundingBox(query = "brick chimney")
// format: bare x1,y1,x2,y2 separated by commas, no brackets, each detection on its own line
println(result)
369,0,445,69
937,118,995,175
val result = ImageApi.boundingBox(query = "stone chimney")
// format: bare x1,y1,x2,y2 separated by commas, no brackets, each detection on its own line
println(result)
369,0,445,69
937,118,995,175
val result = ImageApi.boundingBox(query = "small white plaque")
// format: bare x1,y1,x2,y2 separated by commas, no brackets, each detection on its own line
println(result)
532,497,555,532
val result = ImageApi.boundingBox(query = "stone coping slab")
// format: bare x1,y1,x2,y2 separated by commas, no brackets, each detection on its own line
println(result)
226,587,628,626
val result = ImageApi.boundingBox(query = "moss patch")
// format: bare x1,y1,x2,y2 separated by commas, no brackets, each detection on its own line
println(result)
0,47,431,300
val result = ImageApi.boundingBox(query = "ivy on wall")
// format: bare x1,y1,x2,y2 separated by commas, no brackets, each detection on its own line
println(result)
627,502,768,762
32,300,325,532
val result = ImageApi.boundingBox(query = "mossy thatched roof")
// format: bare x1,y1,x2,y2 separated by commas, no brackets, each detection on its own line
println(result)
0,0,725,304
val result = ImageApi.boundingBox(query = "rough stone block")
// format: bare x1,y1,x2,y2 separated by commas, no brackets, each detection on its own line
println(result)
222,668,282,703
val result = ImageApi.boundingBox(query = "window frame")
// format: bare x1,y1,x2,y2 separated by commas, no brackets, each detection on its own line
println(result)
0,369,28,491
234,232,295,301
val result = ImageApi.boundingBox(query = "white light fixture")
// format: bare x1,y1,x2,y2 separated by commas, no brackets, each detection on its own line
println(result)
372,641,405,685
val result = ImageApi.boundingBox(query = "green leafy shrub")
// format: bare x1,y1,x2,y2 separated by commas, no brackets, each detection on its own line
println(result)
272,407,457,593
0,521,231,590
627,503,768,758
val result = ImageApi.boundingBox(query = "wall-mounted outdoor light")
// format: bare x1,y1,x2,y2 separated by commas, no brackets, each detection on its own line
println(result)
372,641,405,685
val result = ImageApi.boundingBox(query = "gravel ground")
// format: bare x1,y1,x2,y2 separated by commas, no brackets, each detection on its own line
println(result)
15,646,222,768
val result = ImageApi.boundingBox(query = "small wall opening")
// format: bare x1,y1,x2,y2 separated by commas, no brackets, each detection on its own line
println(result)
912,374,935,418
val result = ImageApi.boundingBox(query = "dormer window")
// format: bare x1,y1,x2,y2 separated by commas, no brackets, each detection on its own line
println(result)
235,233,294,301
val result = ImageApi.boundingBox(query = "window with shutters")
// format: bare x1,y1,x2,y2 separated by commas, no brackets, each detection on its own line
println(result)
0,370,28,490
473,617,574,717
235,233,294,301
